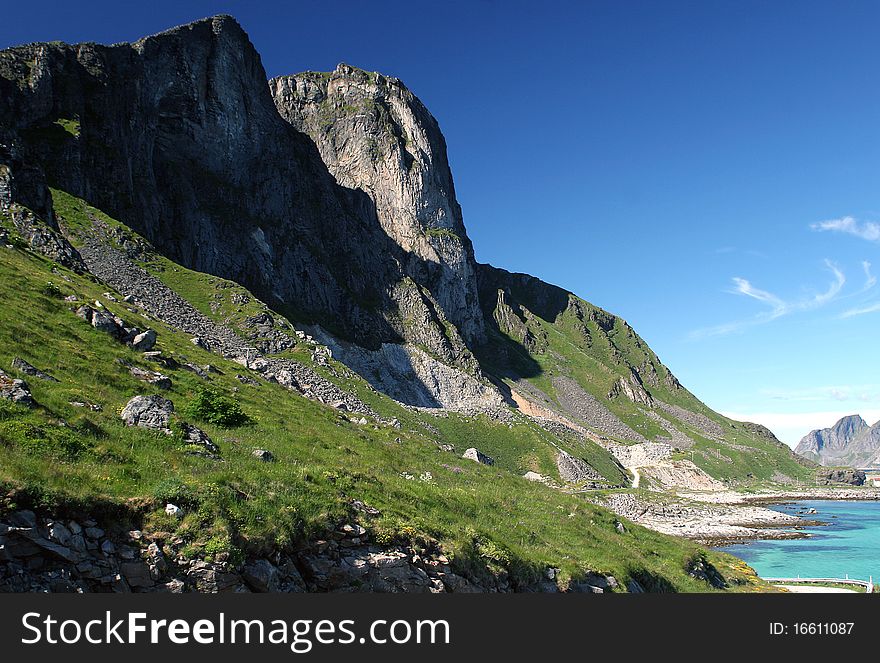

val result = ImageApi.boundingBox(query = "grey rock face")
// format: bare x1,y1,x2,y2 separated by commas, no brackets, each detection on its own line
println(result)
795,415,878,467
271,64,485,349
0,15,477,368
816,468,866,486
120,395,174,431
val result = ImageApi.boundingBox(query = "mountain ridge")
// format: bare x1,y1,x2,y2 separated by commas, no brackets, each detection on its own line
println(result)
0,14,834,594
796,415,880,467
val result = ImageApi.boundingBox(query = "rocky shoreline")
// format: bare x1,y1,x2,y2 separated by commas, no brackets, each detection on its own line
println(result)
598,486,880,546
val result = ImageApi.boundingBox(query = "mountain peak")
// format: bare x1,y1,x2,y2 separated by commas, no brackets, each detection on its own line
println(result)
795,414,874,466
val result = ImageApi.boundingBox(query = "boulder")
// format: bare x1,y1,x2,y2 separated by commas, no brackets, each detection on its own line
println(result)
130,329,157,351
462,447,494,465
90,309,123,337
128,365,172,389
180,423,220,457
121,395,174,431
816,468,866,486
164,504,184,519
11,358,57,382
0,369,35,407
252,449,275,462
242,559,280,592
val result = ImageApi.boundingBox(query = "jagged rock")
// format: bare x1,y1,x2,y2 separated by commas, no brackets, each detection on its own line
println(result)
569,573,619,593
186,561,242,593
11,357,57,381
180,423,220,458
164,504,183,519
127,365,171,390
815,468,866,486
0,368,34,406
120,395,174,431
608,373,654,407
462,448,494,465
130,329,157,351
90,309,123,337
252,449,274,462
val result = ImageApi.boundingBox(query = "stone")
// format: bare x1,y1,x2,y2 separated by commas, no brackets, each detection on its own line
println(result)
0,370,34,407
11,358,57,381
9,511,37,528
121,395,174,431
130,329,157,351
252,449,274,462
48,522,73,547
165,504,184,519
180,423,220,457
242,559,279,592
462,447,494,465
120,561,154,588
128,366,172,390
90,309,123,337
85,527,104,540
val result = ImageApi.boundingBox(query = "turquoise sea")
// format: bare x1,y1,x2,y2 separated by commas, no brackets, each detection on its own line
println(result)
718,500,880,581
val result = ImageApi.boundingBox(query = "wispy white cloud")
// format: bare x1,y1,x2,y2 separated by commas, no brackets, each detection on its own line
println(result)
690,261,845,339
812,216,880,242
862,261,876,290
760,384,880,403
841,301,880,319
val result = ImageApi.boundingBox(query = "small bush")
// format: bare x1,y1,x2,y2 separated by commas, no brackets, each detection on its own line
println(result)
41,281,63,298
183,386,251,428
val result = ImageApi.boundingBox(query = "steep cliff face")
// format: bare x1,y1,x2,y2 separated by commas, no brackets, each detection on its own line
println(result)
270,65,485,348
0,16,482,373
0,16,818,483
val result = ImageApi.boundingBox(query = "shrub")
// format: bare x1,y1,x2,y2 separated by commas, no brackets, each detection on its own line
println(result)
183,386,251,427
41,281,63,298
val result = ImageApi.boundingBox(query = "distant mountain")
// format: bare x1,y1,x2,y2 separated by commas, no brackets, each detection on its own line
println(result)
795,415,880,467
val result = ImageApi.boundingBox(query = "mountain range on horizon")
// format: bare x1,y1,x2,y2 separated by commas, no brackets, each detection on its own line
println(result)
795,414,880,468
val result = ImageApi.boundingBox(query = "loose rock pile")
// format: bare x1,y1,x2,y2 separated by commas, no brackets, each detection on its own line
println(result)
77,235,380,420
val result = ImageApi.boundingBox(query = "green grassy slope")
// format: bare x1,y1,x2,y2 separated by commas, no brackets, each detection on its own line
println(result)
0,197,767,592
476,264,815,486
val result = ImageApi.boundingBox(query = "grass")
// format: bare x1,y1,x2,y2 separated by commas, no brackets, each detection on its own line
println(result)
0,194,774,591
480,274,814,485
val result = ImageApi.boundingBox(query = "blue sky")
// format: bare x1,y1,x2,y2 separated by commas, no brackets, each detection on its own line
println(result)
3,1,879,444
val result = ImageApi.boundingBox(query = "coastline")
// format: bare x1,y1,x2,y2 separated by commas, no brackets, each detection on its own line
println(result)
598,486,880,546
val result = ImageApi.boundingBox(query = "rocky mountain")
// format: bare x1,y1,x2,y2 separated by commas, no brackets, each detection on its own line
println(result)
796,415,880,467
0,15,823,593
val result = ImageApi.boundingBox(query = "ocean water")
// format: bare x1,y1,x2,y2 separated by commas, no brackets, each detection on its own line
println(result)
717,500,880,581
